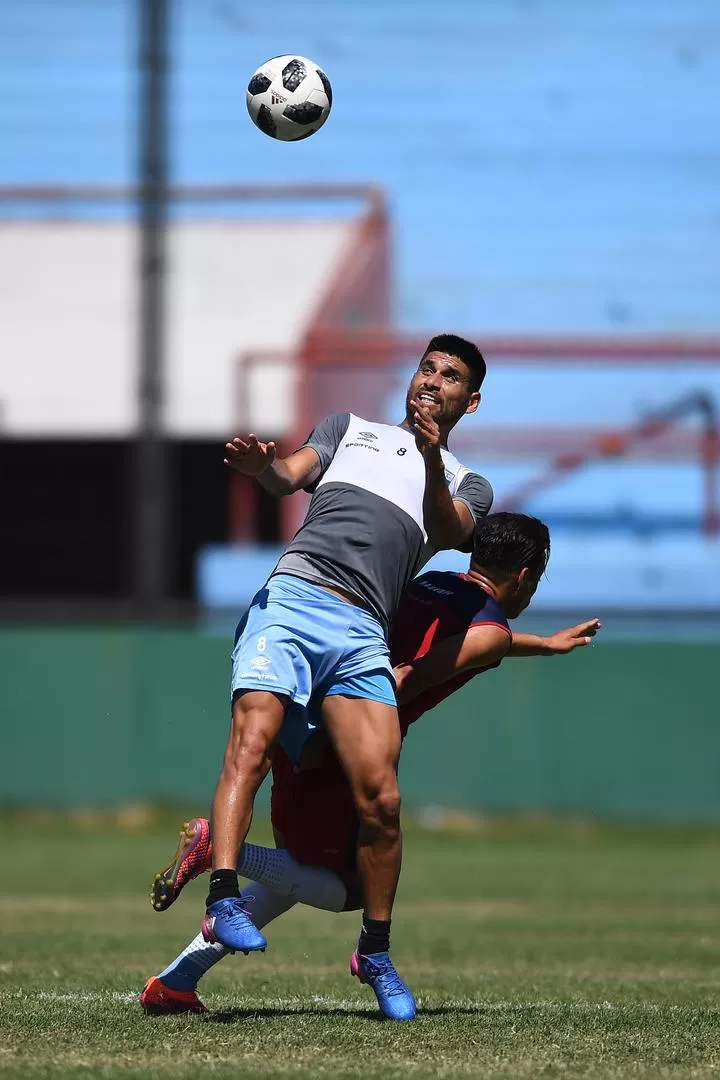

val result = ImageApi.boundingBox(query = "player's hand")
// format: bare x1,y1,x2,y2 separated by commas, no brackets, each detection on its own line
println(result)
224,434,276,476
545,618,601,654
412,404,442,456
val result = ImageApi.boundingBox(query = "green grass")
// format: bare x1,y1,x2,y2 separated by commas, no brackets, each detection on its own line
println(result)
2,817,720,1079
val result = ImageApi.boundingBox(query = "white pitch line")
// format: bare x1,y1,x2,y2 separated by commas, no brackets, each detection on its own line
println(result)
3,991,138,1004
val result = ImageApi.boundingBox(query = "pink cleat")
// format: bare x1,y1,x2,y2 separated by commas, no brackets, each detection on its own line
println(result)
150,817,212,912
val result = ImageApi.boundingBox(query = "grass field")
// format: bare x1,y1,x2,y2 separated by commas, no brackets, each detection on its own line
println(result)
2,815,720,1079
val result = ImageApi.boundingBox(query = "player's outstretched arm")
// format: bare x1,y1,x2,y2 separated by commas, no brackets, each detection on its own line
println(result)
509,619,601,657
394,625,511,705
224,436,321,497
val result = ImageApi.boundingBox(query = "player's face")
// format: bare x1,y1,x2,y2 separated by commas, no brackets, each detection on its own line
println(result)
405,352,480,428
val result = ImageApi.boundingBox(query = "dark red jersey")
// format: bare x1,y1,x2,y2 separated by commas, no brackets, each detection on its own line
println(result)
270,571,511,871
390,571,512,735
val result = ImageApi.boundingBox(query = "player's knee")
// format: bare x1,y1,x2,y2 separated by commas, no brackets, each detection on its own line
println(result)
355,780,401,835
374,785,401,829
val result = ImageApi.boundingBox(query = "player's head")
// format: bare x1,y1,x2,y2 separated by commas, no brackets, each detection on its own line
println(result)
405,334,485,432
470,512,550,618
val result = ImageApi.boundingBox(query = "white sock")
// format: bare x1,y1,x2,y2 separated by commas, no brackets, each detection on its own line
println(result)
238,843,347,912
157,882,295,992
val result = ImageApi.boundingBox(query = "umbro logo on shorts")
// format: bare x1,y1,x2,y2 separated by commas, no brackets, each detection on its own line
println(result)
250,655,271,670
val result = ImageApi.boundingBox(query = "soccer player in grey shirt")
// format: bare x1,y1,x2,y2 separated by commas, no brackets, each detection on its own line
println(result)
204,334,492,1020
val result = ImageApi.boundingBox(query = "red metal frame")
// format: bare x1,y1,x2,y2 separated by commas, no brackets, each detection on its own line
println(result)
297,328,720,364
495,392,720,536
292,330,720,540
7,187,718,539
293,329,720,443
0,183,386,206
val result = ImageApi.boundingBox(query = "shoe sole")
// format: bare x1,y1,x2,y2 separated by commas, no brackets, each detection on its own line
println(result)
150,818,210,912
140,995,207,1016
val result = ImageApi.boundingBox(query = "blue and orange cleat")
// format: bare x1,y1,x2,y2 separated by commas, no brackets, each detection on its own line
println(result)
151,817,212,912
202,896,267,954
139,975,207,1015
351,950,416,1021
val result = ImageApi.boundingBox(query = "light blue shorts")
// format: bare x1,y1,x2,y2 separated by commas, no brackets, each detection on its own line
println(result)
231,574,396,762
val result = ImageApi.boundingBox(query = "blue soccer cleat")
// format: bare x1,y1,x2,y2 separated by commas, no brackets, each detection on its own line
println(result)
351,950,416,1021
201,897,267,954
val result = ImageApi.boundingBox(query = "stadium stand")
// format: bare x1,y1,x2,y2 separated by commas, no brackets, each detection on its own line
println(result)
1,0,717,331
1,0,718,609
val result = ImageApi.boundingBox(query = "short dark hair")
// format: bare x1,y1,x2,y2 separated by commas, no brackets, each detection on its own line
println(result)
423,333,487,391
471,513,550,579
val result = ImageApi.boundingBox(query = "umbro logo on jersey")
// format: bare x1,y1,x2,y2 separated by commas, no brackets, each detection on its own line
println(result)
422,582,453,596
357,431,377,441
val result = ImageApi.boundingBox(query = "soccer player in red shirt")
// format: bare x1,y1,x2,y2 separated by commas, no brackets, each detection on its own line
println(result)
141,513,599,1015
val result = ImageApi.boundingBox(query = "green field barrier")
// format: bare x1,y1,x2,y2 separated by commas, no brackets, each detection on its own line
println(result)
2,626,718,822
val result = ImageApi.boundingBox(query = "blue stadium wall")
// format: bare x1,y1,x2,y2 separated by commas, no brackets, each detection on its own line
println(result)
1,0,717,333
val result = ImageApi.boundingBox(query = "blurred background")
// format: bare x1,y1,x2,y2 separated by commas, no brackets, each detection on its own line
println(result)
1,0,719,821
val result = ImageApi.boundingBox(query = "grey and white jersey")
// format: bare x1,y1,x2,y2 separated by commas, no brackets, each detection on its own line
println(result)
273,412,493,633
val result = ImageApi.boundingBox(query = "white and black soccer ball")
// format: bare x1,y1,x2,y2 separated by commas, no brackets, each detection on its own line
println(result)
246,55,332,141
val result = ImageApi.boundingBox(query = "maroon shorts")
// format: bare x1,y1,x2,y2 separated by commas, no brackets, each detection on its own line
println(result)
270,749,358,874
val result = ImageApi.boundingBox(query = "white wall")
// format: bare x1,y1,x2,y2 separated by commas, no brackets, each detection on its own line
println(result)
0,219,352,436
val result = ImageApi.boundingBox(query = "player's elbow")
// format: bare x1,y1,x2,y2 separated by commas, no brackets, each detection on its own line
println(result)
428,524,468,553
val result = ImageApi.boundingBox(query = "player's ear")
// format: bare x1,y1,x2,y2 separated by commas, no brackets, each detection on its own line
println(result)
465,390,481,415
515,567,529,592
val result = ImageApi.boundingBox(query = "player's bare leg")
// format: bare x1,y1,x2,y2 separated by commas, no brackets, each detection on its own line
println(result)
212,690,286,867
321,696,402,920
203,690,286,953
321,694,416,1020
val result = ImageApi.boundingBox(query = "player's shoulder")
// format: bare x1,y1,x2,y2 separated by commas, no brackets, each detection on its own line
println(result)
442,449,492,488
306,412,352,442
440,448,493,497
408,570,461,600
318,411,352,430
412,571,509,628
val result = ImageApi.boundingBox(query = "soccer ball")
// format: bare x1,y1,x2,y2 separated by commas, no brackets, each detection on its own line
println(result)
246,56,332,141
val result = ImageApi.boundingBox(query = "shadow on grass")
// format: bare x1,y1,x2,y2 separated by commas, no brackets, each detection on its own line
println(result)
209,1007,381,1023
207,1004,485,1023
